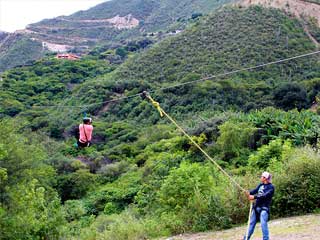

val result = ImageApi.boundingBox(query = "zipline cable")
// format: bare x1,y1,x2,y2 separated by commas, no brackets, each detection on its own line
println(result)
159,50,320,92
31,50,320,109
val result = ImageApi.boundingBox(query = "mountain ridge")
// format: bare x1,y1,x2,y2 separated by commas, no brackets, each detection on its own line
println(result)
0,0,234,72
1,0,319,72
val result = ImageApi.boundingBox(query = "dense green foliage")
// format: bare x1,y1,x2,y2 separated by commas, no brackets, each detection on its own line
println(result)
0,119,65,239
1,4,320,240
0,35,43,72
58,108,320,239
0,57,114,117
272,147,320,216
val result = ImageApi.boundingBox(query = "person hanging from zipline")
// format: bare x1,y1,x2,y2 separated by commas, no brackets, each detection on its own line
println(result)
243,171,275,240
76,117,93,148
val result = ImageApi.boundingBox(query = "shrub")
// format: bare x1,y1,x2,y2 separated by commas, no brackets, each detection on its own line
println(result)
74,210,154,240
97,161,131,183
58,169,98,201
248,139,292,170
64,200,87,222
84,171,142,215
217,121,256,161
100,213,147,240
272,147,320,217
157,162,232,232
273,83,308,111
103,202,119,215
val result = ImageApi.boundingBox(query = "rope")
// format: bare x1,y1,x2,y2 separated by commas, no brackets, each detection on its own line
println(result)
30,50,320,109
143,91,246,192
142,91,163,117
144,91,257,238
246,201,254,240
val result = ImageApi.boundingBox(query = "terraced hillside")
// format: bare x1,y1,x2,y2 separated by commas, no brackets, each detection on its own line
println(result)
0,0,233,72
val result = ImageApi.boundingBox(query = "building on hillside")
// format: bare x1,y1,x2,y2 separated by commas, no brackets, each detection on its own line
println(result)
56,53,80,60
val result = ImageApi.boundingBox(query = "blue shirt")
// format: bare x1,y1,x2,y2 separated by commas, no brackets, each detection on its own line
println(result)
250,183,274,209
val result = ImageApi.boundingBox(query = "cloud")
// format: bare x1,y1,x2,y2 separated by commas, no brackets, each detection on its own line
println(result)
0,0,107,32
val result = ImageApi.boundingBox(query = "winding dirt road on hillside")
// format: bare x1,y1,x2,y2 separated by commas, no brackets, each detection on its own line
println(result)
162,214,320,240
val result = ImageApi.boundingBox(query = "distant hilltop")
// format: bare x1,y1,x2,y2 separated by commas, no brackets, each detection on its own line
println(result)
237,0,320,47
237,0,320,26
1,0,319,72
0,0,236,72
52,14,140,29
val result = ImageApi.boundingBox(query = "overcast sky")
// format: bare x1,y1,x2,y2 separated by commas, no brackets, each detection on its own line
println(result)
0,0,108,32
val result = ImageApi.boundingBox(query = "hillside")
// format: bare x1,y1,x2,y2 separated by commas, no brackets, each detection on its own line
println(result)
1,2,320,240
73,5,320,122
238,0,320,26
3,5,320,123
2,5,320,136
66,0,234,32
0,31,9,42
237,0,320,46
0,0,234,72
0,33,43,71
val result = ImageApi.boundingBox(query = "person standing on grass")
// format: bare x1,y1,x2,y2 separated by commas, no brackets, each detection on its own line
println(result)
244,171,275,240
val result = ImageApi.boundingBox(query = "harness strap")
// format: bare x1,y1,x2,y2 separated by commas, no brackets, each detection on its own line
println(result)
83,124,88,142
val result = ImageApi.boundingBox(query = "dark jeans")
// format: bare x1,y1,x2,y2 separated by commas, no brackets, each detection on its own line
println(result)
77,140,91,148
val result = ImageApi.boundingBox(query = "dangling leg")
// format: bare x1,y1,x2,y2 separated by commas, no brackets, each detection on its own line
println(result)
243,209,257,240
77,140,87,148
260,210,269,240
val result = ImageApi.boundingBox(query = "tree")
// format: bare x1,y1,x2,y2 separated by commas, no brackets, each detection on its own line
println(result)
0,119,65,239
273,83,308,111
217,121,256,161
248,139,292,170
115,47,128,59
157,162,231,232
